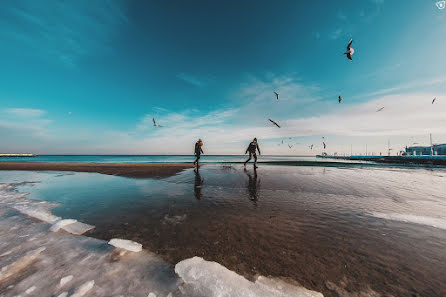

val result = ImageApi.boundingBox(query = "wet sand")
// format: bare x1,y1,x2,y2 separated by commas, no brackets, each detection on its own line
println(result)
0,162,194,178
4,165,446,297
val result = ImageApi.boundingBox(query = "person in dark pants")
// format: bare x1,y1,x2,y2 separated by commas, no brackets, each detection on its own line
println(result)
194,139,204,168
244,138,261,168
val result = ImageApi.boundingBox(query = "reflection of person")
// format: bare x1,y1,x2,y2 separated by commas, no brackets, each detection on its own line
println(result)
245,167,259,203
194,139,204,167
194,168,204,200
244,138,261,168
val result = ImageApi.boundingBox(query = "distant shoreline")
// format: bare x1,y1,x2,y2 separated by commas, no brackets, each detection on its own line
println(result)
0,162,194,178
0,154,37,157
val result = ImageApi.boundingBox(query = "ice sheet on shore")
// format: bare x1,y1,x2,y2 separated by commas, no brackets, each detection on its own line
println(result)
175,256,324,297
371,212,446,231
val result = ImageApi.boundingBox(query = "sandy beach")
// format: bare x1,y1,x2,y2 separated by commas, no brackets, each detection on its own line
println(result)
0,162,194,178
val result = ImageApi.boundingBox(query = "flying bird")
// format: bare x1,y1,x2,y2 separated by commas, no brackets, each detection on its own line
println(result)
344,38,354,61
309,144,314,150
338,96,343,103
323,142,326,149
152,117,163,127
288,144,293,148
376,107,385,112
268,119,281,128
432,97,436,104
274,92,279,100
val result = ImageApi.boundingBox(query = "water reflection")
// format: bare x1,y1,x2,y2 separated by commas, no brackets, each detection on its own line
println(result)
244,167,259,204
194,168,204,200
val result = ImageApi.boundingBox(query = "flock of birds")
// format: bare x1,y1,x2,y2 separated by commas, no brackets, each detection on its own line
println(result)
151,38,439,152
268,38,439,151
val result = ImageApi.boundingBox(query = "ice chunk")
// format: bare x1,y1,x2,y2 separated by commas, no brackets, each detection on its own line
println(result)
108,239,142,252
70,280,94,297
175,257,323,297
25,286,36,294
57,292,68,297
0,247,46,283
371,212,446,231
148,293,157,297
60,275,74,287
50,219,78,232
61,221,95,235
13,205,60,224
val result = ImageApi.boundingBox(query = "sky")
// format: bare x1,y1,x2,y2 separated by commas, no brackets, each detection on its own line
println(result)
1,0,446,155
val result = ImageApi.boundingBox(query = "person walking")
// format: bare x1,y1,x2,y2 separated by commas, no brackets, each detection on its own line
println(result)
244,138,261,168
194,139,204,168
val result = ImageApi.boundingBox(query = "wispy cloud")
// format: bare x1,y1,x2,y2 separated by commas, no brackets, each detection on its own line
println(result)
330,28,343,40
5,108,46,118
176,72,212,87
0,1,129,67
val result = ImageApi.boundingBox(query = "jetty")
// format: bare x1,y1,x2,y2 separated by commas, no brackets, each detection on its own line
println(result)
316,155,446,166
0,154,37,157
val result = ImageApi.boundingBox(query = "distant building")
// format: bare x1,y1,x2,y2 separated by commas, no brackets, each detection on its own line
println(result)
405,144,446,156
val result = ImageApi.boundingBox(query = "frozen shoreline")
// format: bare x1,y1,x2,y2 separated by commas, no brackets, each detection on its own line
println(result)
0,182,323,297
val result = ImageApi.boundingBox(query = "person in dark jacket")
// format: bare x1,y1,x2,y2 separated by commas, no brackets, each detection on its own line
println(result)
194,139,204,167
244,138,261,168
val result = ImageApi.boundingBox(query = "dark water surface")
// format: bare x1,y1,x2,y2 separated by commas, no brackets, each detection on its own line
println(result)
3,165,446,297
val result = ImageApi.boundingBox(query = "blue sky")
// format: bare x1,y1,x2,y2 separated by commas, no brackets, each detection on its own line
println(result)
1,0,446,155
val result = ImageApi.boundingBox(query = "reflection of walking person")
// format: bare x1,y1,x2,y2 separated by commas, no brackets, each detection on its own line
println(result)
244,138,261,168
194,169,203,200
245,167,259,203
193,139,204,167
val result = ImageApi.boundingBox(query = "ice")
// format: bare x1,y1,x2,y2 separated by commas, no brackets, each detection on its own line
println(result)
148,293,157,297
57,292,69,297
175,257,324,297
371,212,446,231
60,275,74,287
25,286,36,294
13,204,61,224
61,221,95,235
70,280,95,297
50,219,78,232
0,247,46,283
108,238,143,252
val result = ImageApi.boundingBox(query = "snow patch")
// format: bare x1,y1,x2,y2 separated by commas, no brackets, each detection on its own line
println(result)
175,257,323,297
108,238,143,252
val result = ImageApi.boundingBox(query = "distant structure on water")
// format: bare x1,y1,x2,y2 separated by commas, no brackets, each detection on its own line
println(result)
404,144,446,156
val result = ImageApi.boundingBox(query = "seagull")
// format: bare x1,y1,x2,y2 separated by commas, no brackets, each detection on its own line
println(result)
432,97,436,104
268,119,281,128
309,144,314,150
152,117,163,127
274,92,279,100
323,142,326,149
338,96,343,103
376,107,385,112
344,38,354,61
288,144,293,148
